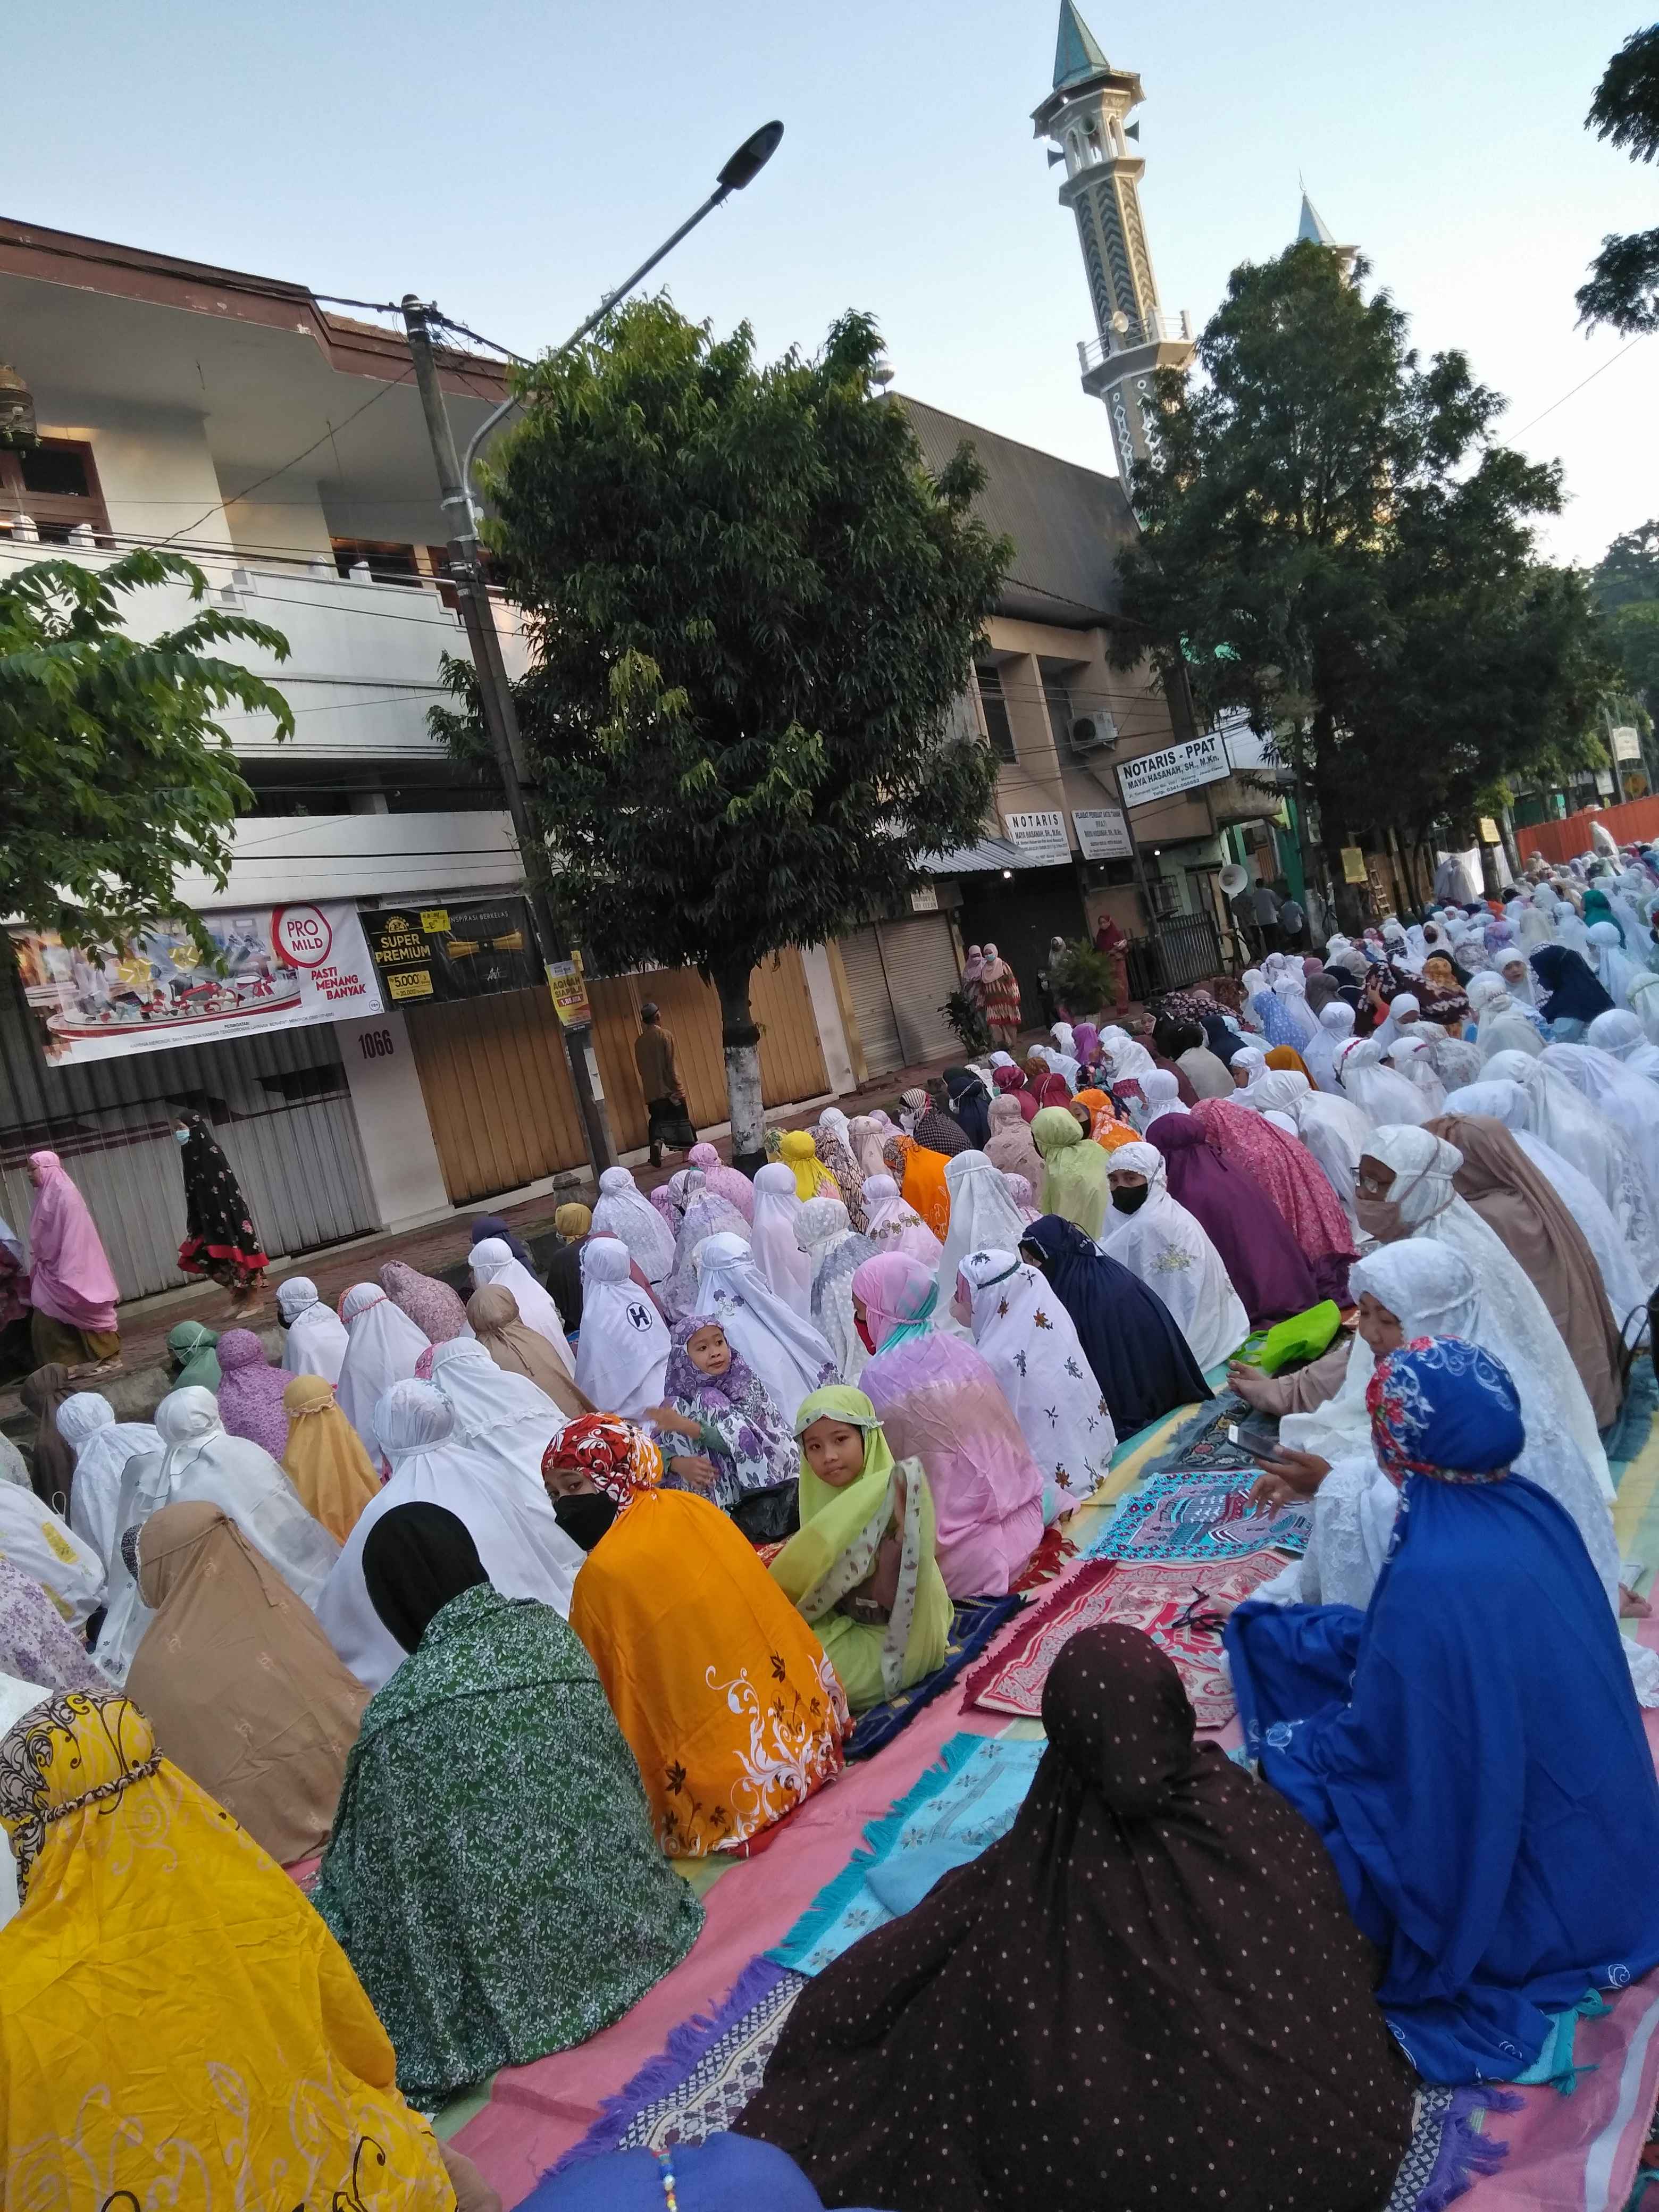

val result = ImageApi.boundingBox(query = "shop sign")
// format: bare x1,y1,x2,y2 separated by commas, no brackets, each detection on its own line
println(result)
1116,732,1231,808
360,897,539,1006
11,904,382,1068
1613,725,1644,763
1002,809,1071,865
547,951,592,1027
1072,807,1133,859
909,883,940,912
1340,847,1369,885
1478,817,1502,845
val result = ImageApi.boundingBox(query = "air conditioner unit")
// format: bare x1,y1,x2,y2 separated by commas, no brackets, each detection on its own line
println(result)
1070,713,1118,753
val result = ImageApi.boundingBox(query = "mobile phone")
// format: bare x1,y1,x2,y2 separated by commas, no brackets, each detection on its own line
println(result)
1227,1423,1240,1446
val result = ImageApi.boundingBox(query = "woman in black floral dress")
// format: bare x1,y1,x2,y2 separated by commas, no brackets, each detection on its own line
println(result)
173,1113,268,1316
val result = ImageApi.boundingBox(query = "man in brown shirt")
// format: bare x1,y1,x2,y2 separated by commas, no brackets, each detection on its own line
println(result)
634,1001,697,1167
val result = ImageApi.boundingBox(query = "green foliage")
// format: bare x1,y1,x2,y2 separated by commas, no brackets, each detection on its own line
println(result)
1579,26,1659,331
1048,939,1116,1012
1112,243,1612,871
0,550,292,945
1593,517,1659,610
940,986,990,1055
437,298,1008,1015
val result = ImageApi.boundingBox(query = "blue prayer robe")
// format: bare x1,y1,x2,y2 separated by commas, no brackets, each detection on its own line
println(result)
1226,1471,1659,2083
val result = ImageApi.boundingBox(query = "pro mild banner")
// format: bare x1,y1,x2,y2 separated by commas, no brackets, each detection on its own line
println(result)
12,903,383,1067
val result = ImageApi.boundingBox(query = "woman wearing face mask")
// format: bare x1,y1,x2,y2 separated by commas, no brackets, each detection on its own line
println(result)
1100,1143,1249,1375
546,1415,847,1855
646,1318,800,1543
768,1385,952,1711
172,1114,268,1319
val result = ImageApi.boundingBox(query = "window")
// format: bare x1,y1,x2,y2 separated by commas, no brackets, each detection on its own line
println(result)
975,664,1016,764
331,537,424,586
0,438,111,544
1044,682,1076,761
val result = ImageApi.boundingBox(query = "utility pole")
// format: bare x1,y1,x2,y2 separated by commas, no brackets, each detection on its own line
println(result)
402,298,616,1175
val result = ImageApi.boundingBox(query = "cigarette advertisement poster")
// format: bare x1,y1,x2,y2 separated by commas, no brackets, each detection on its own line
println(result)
11,903,383,1067
359,899,540,1006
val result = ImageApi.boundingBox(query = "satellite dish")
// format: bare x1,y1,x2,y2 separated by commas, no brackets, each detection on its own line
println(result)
1219,862,1250,898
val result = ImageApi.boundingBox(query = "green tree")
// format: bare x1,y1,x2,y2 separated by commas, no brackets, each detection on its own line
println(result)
1592,516,1659,610
1112,241,1610,916
435,299,1008,1162
1,550,292,945
1578,23,1659,332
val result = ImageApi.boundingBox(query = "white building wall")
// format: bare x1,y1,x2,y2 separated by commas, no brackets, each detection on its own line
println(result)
334,1010,453,1230
39,401,235,549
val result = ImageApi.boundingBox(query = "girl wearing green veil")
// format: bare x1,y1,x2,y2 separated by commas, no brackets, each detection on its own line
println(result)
166,1320,220,1391
769,1385,951,1711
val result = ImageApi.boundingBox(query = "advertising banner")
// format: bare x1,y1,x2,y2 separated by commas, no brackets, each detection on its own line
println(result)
359,898,539,1006
547,951,593,1027
12,904,383,1068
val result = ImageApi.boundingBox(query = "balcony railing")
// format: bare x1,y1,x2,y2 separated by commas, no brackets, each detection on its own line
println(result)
1077,311,1193,374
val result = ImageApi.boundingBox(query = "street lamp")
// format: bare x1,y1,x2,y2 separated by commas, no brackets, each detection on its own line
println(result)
401,122,784,1179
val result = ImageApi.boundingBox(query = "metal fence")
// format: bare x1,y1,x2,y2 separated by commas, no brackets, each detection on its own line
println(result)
1126,912,1225,1001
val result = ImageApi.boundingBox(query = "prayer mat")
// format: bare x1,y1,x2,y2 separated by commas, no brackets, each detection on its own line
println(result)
537,1956,808,2177
962,1553,1287,1731
1385,2083,1519,2211
1084,1466,1311,1564
767,1732,1045,1976
842,1593,1024,1762
1009,1521,1076,1593
1147,1393,1269,1476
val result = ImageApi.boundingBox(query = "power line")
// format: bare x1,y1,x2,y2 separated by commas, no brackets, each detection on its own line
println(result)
1512,338,1645,437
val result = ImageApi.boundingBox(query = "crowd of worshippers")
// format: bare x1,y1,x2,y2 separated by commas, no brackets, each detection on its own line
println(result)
4,845,1659,2206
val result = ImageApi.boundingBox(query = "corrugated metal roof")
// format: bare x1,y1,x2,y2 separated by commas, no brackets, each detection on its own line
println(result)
900,395,1136,629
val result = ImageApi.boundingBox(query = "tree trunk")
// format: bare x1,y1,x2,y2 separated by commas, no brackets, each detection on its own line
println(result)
714,960,766,1176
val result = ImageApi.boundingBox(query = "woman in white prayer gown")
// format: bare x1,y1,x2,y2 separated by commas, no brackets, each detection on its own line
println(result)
94,1386,340,1683
748,1160,815,1319
426,1334,577,1498
1588,1008,1659,1080
314,1378,580,1691
1236,973,1269,1032
1483,1049,1659,1283
1270,973,1320,1045
1097,1140,1250,1372
590,1164,677,1286
468,1238,576,1373
276,1276,350,1385
1538,1042,1659,1196
1335,1036,1430,1125
937,1150,1035,1297
691,1231,835,1429
1345,1125,1613,1502
1466,972,1544,1062
1225,1047,1269,1106
795,1196,874,1386
1384,1034,1447,1116
1444,1078,1649,1340
335,1280,431,1459
1497,951,1546,1011
573,1236,670,1418
1303,1001,1356,1093
0,1485,103,1629
54,1392,160,1567
1100,1032,1158,1085
1137,1070,1190,1132
953,1247,1116,1509
860,1174,943,1267
1587,921,1648,1011
1515,893,1554,951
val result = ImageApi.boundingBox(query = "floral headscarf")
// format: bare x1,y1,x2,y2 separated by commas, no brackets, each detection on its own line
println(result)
542,1413,663,1505
1365,1337,1524,1488
660,1316,797,1501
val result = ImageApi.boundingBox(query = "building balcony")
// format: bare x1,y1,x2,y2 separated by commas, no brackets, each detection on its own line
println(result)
1077,311,1193,374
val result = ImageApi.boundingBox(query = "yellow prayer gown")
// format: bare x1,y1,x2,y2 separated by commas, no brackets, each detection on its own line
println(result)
569,1488,849,1856
0,1691,453,2212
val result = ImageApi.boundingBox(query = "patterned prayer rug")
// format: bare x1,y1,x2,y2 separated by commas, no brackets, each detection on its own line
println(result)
767,1732,1045,1976
1085,1466,1311,1564
961,1553,1287,1731
1010,1520,1077,1592
538,1956,808,2175
842,1593,1023,1761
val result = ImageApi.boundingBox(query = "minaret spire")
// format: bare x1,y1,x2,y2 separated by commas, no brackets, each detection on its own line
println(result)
1032,6,1193,490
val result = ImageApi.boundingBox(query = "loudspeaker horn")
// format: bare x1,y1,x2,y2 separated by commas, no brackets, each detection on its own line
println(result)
1219,861,1250,898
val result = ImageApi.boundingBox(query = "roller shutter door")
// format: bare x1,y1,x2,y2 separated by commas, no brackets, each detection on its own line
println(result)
837,930,903,1077
837,917,960,1075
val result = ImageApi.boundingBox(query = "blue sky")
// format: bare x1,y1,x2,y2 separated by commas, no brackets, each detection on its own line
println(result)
15,0,1654,565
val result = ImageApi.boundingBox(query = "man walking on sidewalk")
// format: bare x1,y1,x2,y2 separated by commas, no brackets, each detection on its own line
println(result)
634,1002,697,1168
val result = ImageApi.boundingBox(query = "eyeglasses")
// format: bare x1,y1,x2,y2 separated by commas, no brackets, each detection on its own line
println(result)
1168,1584,1228,1636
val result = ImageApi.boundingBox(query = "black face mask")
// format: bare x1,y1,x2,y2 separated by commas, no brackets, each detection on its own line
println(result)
552,1492,619,1553
1111,1184,1151,1216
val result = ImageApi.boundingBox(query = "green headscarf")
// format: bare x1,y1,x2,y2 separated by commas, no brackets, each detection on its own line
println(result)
770,1386,950,1708
1583,886,1624,944
167,1320,220,1391
1031,1104,1114,1242
314,1582,702,2101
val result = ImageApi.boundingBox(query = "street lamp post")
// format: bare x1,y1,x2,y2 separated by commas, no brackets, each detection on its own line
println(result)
402,120,783,1184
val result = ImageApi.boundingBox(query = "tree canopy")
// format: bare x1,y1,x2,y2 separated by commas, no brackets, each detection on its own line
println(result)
1111,242,1612,904
1,550,292,945
1579,23,1659,332
434,298,1008,1152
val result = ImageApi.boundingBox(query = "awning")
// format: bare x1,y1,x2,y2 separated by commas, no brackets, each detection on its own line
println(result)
921,836,1049,875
